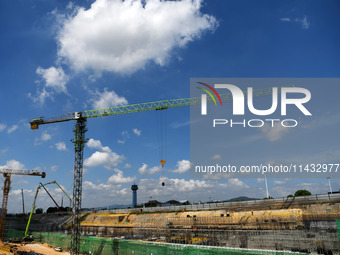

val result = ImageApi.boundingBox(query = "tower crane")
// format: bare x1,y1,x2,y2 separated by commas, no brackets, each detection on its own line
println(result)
0,169,45,241
29,86,279,255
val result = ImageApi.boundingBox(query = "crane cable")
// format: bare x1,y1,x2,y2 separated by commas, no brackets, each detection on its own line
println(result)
155,108,167,186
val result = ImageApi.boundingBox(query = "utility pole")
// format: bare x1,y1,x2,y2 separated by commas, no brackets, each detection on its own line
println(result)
264,175,269,198
21,189,25,214
327,177,333,194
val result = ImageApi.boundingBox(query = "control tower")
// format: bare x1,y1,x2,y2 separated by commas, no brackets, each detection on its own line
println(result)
131,184,138,208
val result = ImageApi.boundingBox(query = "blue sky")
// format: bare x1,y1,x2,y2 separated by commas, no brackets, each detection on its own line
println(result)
0,0,339,213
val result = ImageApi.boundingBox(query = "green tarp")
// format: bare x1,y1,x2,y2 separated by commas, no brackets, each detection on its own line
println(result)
336,219,340,242
6,229,306,255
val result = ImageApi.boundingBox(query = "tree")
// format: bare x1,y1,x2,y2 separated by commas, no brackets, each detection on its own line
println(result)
287,194,294,198
294,190,311,197
46,207,58,213
264,196,273,199
35,208,43,214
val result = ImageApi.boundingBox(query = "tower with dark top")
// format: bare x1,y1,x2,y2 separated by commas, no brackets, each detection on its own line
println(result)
131,184,138,208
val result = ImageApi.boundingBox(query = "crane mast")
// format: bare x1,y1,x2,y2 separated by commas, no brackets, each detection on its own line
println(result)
0,169,45,241
71,117,87,253
29,86,282,255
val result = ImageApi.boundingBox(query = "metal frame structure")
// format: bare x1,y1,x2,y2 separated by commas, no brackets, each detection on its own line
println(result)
29,86,285,255
41,183,60,210
0,169,45,240
25,180,72,237
70,117,87,254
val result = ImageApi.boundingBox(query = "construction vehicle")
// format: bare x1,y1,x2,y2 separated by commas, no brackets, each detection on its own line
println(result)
29,86,282,255
0,169,45,241
24,180,71,238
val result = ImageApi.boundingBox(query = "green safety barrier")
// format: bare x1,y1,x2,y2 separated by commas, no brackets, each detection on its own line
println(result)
6,229,307,255
336,220,340,242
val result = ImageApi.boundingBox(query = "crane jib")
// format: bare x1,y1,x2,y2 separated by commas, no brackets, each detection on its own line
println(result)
29,86,291,129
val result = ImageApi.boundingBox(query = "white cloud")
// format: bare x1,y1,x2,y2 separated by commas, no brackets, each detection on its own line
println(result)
85,139,125,169
124,163,132,168
108,169,137,184
87,138,111,152
280,17,291,22
42,133,52,141
82,180,130,207
28,88,52,105
257,178,264,183
1,149,8,154
171,120,191,129
36,66,69,93
171,160,191,173
169,178,213,192
138,163,162,175
87,138,103,149
137,177,252,203
117,130,129,144
55,142,67,151
227,178,250,189
31,66,69,105
66,2,74,10
50,165,58,172
0,160,25,170
273,180,286,185
7,125,18,134
211,154,222,160
260,123,290,142
0,124,7,132
84,151,124,169
57,0,217,74
89,88,128,109
280,15,310,30
133,128,141,136
34,131,52,145
81,177,249,208
295,16,310,29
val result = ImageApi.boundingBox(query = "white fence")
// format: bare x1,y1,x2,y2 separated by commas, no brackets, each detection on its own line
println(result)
91,193,340,214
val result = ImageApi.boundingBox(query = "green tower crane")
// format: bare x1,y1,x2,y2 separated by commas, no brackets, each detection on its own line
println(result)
29,86,278,255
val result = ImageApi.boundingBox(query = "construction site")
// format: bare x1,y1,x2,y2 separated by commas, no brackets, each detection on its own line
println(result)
1,0,339,254
0,87,337,255
0,192,339,255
